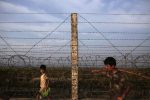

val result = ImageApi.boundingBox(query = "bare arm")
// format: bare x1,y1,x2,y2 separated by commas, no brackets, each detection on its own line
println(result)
31,77,40,81
45,78,49,88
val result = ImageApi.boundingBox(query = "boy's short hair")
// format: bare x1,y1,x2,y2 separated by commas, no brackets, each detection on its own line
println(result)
104,57,116,66
40,65,46,70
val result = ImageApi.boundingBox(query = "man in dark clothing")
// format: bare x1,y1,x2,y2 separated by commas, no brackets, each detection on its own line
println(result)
92,57,131,100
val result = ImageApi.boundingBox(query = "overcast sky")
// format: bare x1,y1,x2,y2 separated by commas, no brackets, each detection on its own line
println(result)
0,0,150,61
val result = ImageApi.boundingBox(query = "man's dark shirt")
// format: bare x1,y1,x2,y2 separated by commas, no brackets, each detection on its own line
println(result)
106,68,128,99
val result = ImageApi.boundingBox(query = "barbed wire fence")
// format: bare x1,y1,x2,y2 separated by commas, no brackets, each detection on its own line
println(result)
0,13,150,99
0,13,150,68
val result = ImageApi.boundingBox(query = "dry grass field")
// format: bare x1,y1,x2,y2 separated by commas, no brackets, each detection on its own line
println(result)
0,67,150,100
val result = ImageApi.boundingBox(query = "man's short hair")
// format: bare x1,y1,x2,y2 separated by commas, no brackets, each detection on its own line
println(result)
104,57,116,66
40,65,46,70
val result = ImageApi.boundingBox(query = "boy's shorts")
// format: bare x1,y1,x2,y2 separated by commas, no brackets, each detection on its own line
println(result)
37,87,51,98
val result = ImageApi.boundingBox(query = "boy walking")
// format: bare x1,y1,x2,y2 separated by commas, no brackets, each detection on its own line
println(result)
33,65,50,100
